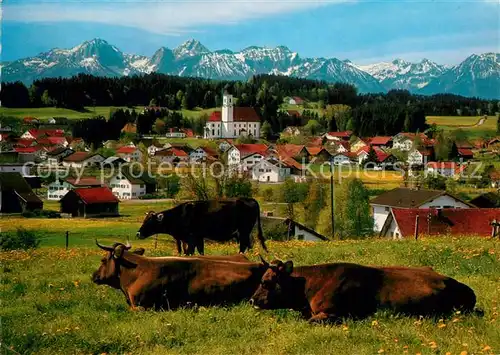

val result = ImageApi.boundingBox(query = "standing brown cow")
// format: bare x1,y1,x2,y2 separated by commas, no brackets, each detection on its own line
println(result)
92,241,265,310
250,259,477,322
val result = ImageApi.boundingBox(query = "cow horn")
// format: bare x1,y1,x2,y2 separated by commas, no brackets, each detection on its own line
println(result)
95,239,114,252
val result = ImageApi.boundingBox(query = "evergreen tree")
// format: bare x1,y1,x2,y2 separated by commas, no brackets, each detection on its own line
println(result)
302,180,326,230
260,121,273,140
363,146,379,164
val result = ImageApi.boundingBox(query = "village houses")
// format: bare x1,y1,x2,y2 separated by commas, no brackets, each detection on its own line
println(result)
46,147,74,165
251,158,291,183
47,177,103,201
426,162,467,178
116,145,143,162
370,187,474,235
379,208,500,239
62,152,105,168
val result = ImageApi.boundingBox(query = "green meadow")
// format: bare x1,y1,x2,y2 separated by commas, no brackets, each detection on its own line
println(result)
0,236,498,354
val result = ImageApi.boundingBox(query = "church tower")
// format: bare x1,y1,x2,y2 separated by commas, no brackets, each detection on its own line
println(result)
221,92,234,122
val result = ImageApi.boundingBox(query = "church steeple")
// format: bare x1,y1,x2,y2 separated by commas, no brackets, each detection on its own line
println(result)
222,92,233,122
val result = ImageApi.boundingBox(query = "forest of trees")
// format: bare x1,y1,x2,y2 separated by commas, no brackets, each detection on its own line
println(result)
2,73,498,140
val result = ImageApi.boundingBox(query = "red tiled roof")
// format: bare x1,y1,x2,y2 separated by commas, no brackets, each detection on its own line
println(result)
209,111,222,122
23,116,39,122
287,110,301,117
369,136,392,145
356,146,392,162
200,146,218,157
47,137,67,145
276,144,306,159
27,129,65,138
306,137,323,147
282,157,304,170
392,208,500,238
14,147,44,153
234,144,269,157
66,177,103,187
306,147,330,156
15,139,36,147
208,108,260,122
74,187,119,204
155,148,188,157
327,131,353,138
63,152,93,162
183,128,194,137
458,148,474,157
117,146,139,154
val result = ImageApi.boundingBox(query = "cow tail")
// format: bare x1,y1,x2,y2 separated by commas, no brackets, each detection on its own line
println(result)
255,201,268,252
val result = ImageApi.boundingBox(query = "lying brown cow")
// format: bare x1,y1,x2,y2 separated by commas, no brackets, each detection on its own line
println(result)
250,259,477,322
92,241,264,310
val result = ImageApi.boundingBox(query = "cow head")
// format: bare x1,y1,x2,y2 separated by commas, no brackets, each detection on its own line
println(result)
92,240,145,288
250,257,294,310
136,211,164,239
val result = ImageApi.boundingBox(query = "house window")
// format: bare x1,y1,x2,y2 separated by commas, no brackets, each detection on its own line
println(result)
297,234,305,241
212,129,215,136
384,207,390,212
140,184,144,188
132,193,136,197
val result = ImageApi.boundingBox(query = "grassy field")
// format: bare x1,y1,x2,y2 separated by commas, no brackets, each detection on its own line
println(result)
1,236,498,354
0,106,142,120
426,116,498,138
0,106,217,121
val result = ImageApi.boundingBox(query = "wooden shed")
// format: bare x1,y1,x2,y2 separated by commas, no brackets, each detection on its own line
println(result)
60,187,119,218
0,172,43,213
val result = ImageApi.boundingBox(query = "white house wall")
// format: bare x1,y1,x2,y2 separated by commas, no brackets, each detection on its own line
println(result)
420,195,469,209
372,205,391,232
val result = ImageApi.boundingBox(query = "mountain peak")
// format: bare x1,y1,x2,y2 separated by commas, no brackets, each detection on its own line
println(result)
174,39,210,59
392,58,409,66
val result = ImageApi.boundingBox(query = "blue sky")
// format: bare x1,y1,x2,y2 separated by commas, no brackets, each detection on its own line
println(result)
2,0,499,64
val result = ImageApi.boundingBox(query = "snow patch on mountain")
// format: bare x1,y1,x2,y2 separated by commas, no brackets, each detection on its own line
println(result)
2,38,499,98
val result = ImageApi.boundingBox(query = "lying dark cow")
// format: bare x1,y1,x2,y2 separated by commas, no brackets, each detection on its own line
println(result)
136,198,267,255
92,241,265,310
250,259,477,322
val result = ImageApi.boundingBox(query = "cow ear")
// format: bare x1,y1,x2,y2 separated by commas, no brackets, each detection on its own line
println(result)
283,261,294,275
157,213,164,222
132,248,145,255
113,245,126,259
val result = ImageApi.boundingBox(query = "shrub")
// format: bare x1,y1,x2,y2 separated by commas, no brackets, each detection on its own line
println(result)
225,176,253,198
262,187,274,202
21,210,61,219
0,228,41,251
263,222,289,241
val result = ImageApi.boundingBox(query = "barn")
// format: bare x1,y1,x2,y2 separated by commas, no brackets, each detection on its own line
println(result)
60,187,119,218
0,172,43,213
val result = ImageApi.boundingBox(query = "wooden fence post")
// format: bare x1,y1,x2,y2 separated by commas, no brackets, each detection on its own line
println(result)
155,234,158,249
65,231,69,250
414,215,420,241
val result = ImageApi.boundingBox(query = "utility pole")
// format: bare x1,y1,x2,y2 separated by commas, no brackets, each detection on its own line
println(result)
330,157,335,239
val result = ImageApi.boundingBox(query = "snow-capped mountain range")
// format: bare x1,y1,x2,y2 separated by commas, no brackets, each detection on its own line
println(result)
2,38,499,98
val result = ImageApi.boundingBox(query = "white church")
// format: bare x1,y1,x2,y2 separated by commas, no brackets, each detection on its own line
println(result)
204,93,261,139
